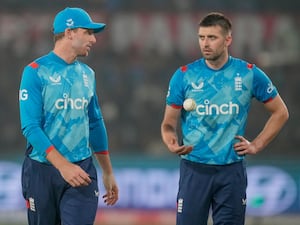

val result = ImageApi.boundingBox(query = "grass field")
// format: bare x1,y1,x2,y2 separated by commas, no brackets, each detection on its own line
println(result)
1,210,300,225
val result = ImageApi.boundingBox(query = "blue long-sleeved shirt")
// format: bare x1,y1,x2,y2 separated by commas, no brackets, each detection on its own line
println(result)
19,51,108,163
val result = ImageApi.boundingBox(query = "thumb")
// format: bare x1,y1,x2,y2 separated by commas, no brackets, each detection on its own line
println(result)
235,135,245,142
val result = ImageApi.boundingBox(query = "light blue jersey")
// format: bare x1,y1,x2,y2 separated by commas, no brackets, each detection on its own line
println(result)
19,51,108,163
166,56,278,165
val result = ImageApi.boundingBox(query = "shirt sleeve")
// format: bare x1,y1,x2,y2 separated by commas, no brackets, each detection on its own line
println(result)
88,90,108,153
19,63,53,157
252,65,278,103
166,67,185,108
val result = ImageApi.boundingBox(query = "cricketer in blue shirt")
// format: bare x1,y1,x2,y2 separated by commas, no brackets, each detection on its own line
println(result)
161,12,289,225
19,7,118,225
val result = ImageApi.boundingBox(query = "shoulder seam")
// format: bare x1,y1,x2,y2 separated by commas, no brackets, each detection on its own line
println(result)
28,61,39,69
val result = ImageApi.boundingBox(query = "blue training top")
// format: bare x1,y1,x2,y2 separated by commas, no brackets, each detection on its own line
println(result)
166,56,278,165
19,51,108,163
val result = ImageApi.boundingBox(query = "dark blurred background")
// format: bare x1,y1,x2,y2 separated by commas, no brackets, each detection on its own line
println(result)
0,0,299,159
0,1,299,224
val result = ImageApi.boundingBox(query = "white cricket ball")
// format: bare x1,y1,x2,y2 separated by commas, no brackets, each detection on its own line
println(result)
183,98,196,111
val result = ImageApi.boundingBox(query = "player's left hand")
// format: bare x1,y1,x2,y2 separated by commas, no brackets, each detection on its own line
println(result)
102,174,119,206
234,135,258,155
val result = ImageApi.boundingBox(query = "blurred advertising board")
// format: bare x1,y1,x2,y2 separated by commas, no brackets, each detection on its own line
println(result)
0,157,299,216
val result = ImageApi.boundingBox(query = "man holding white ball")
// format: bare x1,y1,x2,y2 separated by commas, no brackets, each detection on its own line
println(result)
161,12,289,225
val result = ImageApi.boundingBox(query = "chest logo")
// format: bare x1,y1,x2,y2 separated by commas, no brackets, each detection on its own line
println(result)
191,82,204,91
82,73,89,87
49,75,61,84
235,74,242,91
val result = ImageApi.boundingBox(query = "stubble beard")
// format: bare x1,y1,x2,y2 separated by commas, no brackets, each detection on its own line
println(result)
202,50,222,62
202,49,227,63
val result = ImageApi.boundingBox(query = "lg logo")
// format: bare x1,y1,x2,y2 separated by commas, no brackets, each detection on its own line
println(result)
19,89,28,101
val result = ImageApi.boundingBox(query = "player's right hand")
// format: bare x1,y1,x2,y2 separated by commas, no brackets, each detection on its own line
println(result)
59,162,92,187
164,135,193,155
168,143,193,155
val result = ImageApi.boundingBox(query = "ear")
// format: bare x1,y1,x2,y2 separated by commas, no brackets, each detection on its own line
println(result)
225,34,232,47
64,28,73,39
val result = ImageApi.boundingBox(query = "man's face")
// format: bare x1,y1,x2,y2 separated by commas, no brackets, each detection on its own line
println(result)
71,28,96,57
198,25,232,61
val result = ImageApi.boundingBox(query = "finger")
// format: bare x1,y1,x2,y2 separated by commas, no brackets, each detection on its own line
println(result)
103,191,113,199
79,178,90,186
109,197,118,205
104,196,116,205
73,175,90,187
69,178,81,187
68,180,77,187
174,146,186,155
82,174,92,184
236,149,248,156
235,135,245,142
236,151,246,156
168,143,179,152
234,143,247,152
78,169,92,182
108,194,118,205
103,192,118,205
179,146,193,155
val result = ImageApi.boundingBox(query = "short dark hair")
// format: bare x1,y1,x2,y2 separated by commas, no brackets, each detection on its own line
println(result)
199,12,232,34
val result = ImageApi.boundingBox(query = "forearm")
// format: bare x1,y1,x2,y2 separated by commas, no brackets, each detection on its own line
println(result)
46,147,70,169
161,122,178,146
94,153,114,175
161,124,172,145
94,152,118,205
161,106,182,149
22,125,53,158
252,108,289,152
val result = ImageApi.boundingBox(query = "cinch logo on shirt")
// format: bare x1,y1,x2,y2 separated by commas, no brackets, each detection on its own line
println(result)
196,100,239,115
55,93,88,110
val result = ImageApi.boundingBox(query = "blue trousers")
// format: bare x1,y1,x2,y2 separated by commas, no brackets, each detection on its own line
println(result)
176,159,247,225
21,156,99,225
